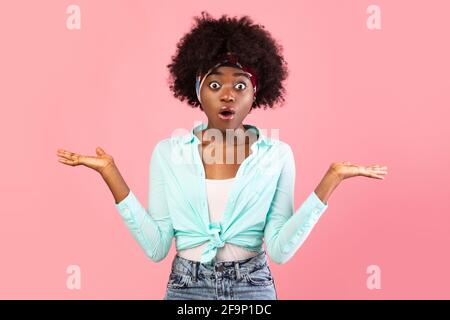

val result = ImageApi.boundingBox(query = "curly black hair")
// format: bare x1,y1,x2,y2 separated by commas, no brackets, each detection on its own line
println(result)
167,11,289,110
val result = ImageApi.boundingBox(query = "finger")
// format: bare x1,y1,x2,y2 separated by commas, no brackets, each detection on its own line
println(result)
361,167,386,177
57,153,81,166
96,147,105,156
368,170,388,177
57,152,77,161
57,157,75,166
57,149,74,154
369,165,388,169
57,150,80,161
366,172,385,179
57,149,73,156
367,165,388,171
373,171,387,178
370,167,388,173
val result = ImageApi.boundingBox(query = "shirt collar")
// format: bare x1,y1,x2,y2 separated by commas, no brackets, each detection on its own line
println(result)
181,122,273,147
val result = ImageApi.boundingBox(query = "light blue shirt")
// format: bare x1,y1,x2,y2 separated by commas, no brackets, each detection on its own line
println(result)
115,123,328,264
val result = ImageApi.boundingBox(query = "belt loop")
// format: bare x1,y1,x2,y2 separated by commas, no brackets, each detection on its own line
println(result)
192,262,198,282
234,261,241,281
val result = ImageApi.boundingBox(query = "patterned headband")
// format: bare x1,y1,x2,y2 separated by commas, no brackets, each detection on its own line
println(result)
195,52,258,105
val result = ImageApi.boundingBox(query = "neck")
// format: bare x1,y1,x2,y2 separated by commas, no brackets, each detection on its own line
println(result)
200,123,254,147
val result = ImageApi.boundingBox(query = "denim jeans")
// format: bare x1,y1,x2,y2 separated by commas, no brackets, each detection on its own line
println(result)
163,251,278,300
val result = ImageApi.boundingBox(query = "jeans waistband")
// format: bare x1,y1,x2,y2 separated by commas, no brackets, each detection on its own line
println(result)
171,251,268,281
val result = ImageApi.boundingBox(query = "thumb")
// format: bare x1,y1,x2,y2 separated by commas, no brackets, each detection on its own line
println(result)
96,147,105,156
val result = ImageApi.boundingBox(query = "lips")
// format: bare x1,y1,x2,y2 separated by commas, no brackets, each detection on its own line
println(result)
218,106,236,120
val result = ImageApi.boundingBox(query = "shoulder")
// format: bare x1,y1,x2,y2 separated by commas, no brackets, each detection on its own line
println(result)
262,135,293,155
258,137,295,168
150,134,191,164
255,125,291,152
153,137,177,151
151,137,175,158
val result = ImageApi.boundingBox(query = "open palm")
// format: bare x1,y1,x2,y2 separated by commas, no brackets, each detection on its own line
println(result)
331,161,388,181
56,147,115,175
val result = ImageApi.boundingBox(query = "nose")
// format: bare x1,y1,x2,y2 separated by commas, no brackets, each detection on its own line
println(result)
220,86,235,103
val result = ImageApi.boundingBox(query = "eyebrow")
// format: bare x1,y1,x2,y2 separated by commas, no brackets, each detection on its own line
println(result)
208,71,250,78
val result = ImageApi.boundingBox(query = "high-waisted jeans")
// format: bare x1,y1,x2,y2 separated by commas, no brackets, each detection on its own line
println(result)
163,251,278,300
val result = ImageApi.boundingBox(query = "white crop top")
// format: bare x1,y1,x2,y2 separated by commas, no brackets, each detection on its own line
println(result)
177,177,260,262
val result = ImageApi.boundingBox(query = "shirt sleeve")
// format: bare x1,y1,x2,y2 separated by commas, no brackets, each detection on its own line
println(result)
264,144,328,264
114,142,174,262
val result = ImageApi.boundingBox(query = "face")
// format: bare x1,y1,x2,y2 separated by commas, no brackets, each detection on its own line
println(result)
199,66,254,133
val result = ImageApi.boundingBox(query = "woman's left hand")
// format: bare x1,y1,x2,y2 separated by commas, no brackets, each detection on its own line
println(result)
330,161,388,181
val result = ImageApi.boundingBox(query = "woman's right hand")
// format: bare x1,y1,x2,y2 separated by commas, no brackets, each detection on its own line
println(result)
57,147,115,176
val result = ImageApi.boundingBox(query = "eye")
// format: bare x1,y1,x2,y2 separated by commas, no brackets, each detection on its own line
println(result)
235,82,247,90
208,81,221,90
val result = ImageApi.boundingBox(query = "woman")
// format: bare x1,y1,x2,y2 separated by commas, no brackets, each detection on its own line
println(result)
56,12,388,300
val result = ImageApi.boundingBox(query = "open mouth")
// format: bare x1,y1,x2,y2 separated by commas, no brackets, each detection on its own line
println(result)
218,108,235,120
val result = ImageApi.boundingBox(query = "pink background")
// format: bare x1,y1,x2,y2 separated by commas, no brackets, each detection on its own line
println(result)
1,0,449,299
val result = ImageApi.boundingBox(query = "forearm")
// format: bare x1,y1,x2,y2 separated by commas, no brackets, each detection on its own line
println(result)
265,190,328,264
314,169,342,205
100,163,130,204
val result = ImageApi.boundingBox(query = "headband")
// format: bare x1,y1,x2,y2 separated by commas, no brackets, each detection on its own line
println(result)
195,52,258,105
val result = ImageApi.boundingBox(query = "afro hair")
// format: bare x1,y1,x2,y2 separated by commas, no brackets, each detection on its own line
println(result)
167,11,289,109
